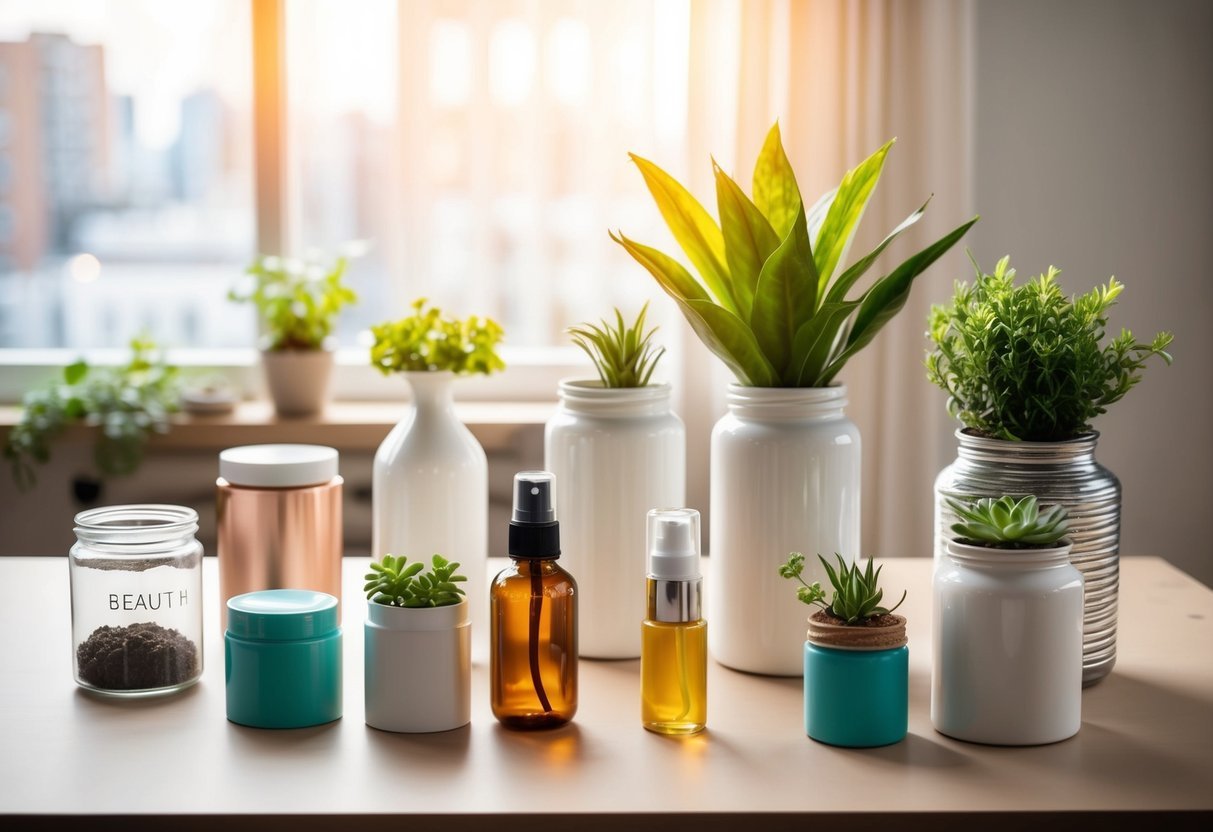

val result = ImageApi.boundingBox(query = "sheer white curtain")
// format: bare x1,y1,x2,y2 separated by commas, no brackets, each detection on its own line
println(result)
678,0,976,557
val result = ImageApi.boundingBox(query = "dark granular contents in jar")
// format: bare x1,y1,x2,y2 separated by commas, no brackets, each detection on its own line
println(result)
76,622,199,690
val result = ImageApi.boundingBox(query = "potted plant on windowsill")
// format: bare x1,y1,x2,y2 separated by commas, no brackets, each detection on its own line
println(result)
4,335,179,494
926,255,1173,685
369,299,505,660
228,253,358,417
778,552,908,748
364,554,470,732
933,496,1083,746
545,303,684,659
614,120,977,675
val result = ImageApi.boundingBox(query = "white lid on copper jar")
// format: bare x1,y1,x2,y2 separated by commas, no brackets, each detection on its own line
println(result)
219,444,339,487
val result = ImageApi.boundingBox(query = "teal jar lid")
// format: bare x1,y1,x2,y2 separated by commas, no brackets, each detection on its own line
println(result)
227,589,339,641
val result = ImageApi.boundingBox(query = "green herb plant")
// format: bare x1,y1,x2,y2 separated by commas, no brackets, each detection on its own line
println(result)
4,335,180,491
370,298,505,376
229,254,358,350
926,255,1173,441
778,552,906,625
945,495,1069,549
364,554,468,608
568,302,666,388
612,122,978,387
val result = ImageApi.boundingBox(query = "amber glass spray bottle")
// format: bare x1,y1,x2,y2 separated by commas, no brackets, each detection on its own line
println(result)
491,471,578,728
641,508,707,734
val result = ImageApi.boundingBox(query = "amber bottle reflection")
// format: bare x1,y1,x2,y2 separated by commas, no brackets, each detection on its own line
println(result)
491,471,578,729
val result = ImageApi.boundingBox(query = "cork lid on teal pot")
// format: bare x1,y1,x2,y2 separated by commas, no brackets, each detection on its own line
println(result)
227,590,339,641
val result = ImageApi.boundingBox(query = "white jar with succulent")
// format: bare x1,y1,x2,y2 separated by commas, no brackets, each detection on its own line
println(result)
932,496,1083,745
614,121,977,675
370,300,505,661
545,304,684,659
926,258,1173,685
364,554,471,733
228,254,358,417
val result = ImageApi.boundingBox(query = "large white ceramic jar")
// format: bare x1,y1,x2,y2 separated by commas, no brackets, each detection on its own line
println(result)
364,598,471,733
932,539,1083,745
709,384,860,676
373,372,488,659
545,380,685,658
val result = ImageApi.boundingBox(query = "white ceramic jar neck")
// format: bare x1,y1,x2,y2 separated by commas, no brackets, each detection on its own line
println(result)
367,598,469,630
955,429,1099,466
403,371,457,416
945,539,1074,570
726,384,847,422
557,380,672,417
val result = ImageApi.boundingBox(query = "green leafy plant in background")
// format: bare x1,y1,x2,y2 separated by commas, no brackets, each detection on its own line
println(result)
611,122,978,387
778,552,906,625
926,255,1173,441
945,495,1070,549
370,298,505,376
364,554,468,608
4,336,180,491
568,302,666,388
229,254,358,350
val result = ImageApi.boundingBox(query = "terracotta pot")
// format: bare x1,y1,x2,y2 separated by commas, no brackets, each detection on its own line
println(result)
261,348,335,416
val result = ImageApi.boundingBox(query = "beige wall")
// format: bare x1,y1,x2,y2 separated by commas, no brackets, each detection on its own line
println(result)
971,0,1213,583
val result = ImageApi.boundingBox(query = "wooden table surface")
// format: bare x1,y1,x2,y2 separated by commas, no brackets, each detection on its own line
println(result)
1,555,1210,831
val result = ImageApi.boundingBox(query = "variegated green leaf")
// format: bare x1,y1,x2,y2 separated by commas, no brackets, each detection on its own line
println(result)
685,299,778,387
788,300,859,386
819,215,978,384
814,139,894,296
750,203,817,374
629,153,736,314
752,122,803,240
824,198,930,306
715,160,780,321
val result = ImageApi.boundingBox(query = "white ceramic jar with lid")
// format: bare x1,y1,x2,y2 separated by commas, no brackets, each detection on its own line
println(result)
217,444,343,626
932,538,1084,745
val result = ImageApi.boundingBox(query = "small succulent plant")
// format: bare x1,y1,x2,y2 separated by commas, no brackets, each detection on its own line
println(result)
778,553,905,625
364,554,467,608
945,495,1069,549
370,298,505,376
567,303,666,388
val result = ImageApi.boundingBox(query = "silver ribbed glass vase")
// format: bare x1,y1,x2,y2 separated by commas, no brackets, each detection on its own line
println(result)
934,429,1120,687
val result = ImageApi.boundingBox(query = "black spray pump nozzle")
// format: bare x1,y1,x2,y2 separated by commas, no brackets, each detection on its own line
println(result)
509,470,560,558
512,471,555,524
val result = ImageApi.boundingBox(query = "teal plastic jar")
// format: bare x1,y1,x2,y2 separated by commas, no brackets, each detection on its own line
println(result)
803,612,907,747
225,589,342,728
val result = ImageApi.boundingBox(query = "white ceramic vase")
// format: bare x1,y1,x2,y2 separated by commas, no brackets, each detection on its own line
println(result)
709,384,860,676
261,348,334,416
545,380,685,659
364,598,471,732
932,539,1083,745
373,372,488,659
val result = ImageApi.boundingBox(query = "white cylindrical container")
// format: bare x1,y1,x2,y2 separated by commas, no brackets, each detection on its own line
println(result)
709,384,860,676
373,372,488,661
932,539,1084,745
545,380,685,658
364,598,471,733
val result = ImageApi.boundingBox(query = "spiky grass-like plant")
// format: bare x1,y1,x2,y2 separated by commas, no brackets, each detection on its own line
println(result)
778,553,905,625
364,554,467,608
945,495,1069,549
568,303,666,388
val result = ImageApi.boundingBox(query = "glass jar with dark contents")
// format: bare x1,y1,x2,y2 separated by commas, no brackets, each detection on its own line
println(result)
70,505,204,696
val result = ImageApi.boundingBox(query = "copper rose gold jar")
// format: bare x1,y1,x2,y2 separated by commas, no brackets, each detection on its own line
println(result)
217,444,343,627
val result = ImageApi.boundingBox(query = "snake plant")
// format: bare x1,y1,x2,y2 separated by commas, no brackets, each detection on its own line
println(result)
945,495,1070,549
612,122,978,387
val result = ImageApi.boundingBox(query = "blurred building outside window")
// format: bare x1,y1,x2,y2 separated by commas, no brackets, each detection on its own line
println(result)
0,0,693,400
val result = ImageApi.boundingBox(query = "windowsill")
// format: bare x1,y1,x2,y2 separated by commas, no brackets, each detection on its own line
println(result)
0,400,555,453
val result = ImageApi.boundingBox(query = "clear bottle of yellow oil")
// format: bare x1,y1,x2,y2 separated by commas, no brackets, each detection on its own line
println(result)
491,471,578,729
641,508,706,735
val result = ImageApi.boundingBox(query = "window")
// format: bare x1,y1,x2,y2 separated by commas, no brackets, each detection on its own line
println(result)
0,1,254,350
0,0,693,371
